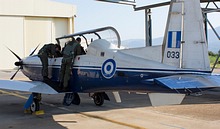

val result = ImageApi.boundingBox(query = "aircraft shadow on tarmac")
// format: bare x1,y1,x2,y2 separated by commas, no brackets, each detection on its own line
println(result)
182,88,220,105
40,88,220,113
0,95,66,129
0,89,220,129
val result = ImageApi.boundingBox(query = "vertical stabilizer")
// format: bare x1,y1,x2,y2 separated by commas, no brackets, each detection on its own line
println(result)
162,0,210,71
162,0,183,68
181,0,210,70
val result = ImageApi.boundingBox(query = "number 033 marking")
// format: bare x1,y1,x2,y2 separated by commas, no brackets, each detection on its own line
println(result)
167,51,180,59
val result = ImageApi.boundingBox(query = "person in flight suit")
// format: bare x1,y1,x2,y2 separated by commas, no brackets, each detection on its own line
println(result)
76,37,86,55
59,38,82,91
38,43,61,81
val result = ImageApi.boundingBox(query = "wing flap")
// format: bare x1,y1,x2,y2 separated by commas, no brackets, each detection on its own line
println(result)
148,93,185,106
0,80,58,94
155,75,220,89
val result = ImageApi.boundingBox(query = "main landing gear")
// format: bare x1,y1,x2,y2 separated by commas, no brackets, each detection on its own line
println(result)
24,93,42,114
62,92,110,106
91,92,110,106
24,92,110,113
30,93,41,113
63,93,80,106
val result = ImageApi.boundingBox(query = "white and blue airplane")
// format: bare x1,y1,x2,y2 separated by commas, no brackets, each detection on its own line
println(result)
1,0,220,112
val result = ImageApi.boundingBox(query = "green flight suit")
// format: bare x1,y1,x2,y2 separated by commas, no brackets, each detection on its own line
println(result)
59,40,81,89
38,44,57,78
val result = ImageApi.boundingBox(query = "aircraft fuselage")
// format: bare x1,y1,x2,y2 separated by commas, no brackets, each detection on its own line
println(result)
20,52,211,94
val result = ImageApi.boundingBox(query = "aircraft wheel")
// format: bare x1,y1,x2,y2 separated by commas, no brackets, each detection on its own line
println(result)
71,93,80,105
30,99,40,113
93,93,104,106
63,93,74,106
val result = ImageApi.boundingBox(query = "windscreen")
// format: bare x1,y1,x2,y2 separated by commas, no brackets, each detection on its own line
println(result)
56,26,121,51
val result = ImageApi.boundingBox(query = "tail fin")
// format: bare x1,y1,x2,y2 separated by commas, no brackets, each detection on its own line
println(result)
162,0,210,71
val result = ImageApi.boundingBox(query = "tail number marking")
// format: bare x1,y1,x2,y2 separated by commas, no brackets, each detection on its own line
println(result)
167,51,180,59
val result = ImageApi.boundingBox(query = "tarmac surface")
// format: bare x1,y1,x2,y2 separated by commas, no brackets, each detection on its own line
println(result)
0,70,220,129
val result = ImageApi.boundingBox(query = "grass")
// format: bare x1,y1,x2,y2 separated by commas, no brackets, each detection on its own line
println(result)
209,55,220,69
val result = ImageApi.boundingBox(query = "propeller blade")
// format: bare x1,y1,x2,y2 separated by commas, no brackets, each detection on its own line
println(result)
29,43,40,56
6,47,21,61
10,67,20,80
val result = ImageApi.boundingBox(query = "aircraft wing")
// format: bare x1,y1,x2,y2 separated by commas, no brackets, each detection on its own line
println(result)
154,74,220,90
0,80,58,94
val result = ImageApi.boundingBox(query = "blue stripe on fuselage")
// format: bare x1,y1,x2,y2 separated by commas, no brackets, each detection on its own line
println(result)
22,64,211,93
23,64,211,74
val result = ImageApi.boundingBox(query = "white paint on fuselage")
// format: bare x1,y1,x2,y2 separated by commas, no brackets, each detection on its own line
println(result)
21,38,178,80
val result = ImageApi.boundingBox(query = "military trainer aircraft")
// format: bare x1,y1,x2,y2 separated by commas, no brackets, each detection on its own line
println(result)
1,0,220,112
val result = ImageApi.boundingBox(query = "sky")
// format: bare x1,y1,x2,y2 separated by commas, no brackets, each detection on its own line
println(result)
53,0,220,41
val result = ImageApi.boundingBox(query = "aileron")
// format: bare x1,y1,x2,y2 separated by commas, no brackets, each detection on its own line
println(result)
155,75,220,90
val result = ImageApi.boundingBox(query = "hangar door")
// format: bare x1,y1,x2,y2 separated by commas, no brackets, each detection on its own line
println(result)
24,17,53,56
24,17,69,56
0,16,24,69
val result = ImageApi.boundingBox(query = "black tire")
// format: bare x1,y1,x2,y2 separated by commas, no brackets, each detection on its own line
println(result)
63,93,74,106
30,99,40,113
93,93,104,106
71,93,80,105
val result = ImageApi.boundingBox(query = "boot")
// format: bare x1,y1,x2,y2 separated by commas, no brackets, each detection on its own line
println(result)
43,76,50,82
58,82,63,91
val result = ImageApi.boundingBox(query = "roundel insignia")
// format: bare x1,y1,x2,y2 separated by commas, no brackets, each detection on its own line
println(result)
101,59,116,79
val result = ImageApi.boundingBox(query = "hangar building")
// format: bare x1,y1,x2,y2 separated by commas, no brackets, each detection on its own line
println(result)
0,0,76,69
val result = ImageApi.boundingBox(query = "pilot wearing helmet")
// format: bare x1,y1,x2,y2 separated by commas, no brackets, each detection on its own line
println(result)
76,37,86,55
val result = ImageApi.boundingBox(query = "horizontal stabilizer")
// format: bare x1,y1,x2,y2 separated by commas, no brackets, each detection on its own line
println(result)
0,80,58,94
155,75,220,90
148,93,185,106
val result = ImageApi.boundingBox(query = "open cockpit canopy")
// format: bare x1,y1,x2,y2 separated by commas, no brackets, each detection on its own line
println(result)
56,26,121,49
